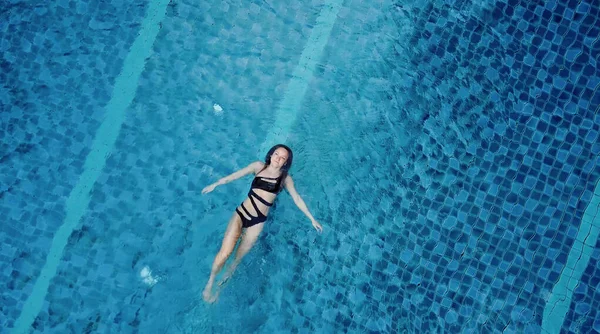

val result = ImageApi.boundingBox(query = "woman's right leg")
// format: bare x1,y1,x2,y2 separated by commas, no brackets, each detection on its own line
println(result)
203,212,242,302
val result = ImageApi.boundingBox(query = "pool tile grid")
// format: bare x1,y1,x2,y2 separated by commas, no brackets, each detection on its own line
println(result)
268,1,597,332
0,1,150,330
10,1,170,333
3,0,597,331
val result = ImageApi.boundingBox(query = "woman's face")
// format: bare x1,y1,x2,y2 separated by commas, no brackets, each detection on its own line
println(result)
270,147,289,168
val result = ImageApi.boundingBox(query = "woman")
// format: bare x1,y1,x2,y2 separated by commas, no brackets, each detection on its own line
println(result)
201,144,323,302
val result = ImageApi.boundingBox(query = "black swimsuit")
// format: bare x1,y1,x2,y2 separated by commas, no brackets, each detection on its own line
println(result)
236,174,283,228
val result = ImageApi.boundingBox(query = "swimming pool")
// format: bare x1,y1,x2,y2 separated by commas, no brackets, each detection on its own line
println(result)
1,0,599,332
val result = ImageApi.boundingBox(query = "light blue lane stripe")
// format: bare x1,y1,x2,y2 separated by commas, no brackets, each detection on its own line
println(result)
11,1,169,332
260,1,344,154
542,179,600,333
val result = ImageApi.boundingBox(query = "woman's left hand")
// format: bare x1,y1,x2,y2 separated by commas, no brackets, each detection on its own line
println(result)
202,183,216,194
311,220,323,233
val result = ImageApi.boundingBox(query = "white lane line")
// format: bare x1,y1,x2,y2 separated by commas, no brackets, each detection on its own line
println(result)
260,1,344,154
542,178,600,333
12,1,170,332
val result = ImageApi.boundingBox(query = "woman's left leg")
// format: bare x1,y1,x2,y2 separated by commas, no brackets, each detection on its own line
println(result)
203,213,242,302
221,222,264,283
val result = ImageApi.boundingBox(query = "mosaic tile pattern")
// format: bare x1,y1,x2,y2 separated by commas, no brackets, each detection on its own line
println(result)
0,1,148,330
276,0,600,333
2,0,599,333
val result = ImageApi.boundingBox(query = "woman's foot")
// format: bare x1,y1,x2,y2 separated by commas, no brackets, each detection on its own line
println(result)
202,283,214,302
208,288,222,303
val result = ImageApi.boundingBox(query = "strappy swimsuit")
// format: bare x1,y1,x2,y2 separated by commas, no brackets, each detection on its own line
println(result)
236,174,283,228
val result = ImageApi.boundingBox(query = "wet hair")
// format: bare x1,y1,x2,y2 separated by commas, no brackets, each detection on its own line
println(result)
259,144,293,185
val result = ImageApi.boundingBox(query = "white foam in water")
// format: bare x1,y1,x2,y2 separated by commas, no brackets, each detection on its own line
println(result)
213,103,223,115
140,265,159,287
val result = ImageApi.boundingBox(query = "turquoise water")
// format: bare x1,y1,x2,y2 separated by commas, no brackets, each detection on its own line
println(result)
1,0,599,333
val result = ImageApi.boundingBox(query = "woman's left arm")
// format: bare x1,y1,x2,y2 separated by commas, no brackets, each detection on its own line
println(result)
284,176,323,233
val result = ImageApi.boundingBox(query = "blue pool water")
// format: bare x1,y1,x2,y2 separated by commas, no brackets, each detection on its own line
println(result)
1,0,599,333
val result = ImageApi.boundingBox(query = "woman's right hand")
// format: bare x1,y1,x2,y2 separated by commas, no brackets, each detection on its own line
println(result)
202,183,217,194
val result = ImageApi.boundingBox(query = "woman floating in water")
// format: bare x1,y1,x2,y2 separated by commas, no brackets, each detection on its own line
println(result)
201,144,323,302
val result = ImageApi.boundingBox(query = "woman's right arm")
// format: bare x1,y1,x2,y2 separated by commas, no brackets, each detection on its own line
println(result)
202,161,263,194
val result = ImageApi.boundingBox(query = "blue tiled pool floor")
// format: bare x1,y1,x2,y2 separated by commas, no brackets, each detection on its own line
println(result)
1,0,599,333
1,0,150,330
290,1,599,332
10,0,170,332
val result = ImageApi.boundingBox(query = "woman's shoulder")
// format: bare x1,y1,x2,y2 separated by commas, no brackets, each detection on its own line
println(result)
250,161,265,173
